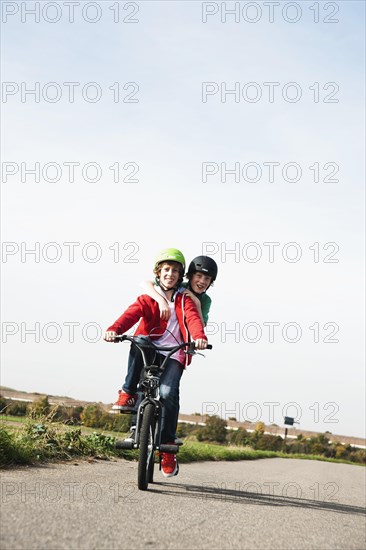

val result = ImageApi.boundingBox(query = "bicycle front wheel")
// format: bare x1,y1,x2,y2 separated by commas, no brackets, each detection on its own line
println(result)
138,403,156,490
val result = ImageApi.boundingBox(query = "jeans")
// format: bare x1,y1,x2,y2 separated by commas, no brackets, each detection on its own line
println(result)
122,344,144,395
122,345,183,444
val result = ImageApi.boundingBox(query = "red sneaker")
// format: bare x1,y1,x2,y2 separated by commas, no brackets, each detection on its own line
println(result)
159,449,179,478
112,390,137,411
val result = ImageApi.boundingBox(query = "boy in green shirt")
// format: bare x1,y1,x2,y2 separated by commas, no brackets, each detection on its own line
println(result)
141,255,218,325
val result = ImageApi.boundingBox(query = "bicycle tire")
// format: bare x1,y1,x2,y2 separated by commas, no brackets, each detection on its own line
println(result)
138,403,156,490
147,411,156,484
148,447,155,484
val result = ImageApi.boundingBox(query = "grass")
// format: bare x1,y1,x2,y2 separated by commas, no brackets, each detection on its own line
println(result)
179,442,278,462
1,415,363,468
0,422,120,466
1,415,26,424
175,442,364,466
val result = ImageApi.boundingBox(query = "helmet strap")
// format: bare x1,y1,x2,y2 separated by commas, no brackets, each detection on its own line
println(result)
155,277,180,301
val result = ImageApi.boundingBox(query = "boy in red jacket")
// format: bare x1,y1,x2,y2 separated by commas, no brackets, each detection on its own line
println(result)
105,248,207,477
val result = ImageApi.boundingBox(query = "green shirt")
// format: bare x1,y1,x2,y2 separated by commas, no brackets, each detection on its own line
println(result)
180,282,212,326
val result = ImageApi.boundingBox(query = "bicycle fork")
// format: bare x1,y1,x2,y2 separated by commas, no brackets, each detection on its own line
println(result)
115,398,180,454
134,397,161,449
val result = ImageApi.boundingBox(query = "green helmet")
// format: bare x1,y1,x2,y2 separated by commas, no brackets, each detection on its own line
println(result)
154,248,186,272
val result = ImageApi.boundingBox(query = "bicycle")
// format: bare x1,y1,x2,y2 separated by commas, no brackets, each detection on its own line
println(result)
113,334,212,490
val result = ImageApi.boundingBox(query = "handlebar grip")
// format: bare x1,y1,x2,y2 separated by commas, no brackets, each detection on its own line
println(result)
114,335,126,342
206,344,212,350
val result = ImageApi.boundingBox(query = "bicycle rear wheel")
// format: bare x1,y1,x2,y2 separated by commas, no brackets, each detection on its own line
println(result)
138,403,156,490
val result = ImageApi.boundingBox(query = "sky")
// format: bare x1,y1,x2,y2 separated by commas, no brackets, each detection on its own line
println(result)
1,0,365,438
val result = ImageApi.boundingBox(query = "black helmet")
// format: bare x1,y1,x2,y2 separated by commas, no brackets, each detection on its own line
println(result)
187,256,218,281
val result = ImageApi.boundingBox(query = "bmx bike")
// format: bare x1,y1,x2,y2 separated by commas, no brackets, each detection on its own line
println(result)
113,334,212,490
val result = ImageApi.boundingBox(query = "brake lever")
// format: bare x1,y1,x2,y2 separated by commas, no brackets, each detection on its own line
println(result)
184,349,206,358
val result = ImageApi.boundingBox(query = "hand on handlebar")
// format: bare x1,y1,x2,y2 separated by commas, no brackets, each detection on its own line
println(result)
194,338,208,350
104,331,118,342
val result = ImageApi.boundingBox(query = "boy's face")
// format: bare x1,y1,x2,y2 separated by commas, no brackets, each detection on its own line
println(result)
190,272,212,294
158,262,181,289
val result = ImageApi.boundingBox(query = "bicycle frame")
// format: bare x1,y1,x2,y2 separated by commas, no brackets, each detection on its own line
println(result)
116,335,197,451
114,334,212,489
134,382,163,451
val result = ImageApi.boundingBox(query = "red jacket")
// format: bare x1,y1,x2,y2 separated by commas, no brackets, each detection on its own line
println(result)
107,293,207,366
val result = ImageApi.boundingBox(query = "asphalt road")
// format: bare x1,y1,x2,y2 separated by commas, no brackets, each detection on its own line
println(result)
1,458,365,550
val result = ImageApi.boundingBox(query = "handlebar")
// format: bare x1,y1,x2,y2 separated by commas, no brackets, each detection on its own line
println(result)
113,334,212,351
110,334,212,372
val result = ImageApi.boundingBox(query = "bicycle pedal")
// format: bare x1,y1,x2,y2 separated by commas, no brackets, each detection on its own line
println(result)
115,438,135,450
159,444,179,453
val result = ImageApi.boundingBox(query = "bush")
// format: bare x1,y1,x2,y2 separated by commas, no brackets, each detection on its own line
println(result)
253,434,283,451
8,401,29,416
254,422,265,435
80,404,105,427
0,397,29,416
0,396,8,413
197,415,227,443
0,427,31,465
52,405,84,423
29,396,50,416
283,434,365,464
176,422,201,438
286,440,310,454
80,404,130,432
227,428,251,447
0,418,120,466
227,429,283,452
348,449,366,464
0,397,83,421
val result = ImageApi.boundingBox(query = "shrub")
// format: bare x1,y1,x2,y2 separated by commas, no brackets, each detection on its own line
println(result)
0,397,29,416
254,422,265,435
227,428,251,447
348,449,366,464
0,396,8,413
0,427,31,465
80,404,106,428
8,401,29,416
176,422,201,438
0,417,120,466
51,405,82,423
253,434,283,451
80,404,130,432
197,415,227,443
29,396,50,416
